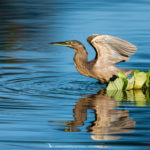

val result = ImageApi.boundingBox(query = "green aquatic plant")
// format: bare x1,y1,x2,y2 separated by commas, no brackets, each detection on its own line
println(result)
126,75,134,90
134,71,147,89
146,70,150,88
106,70,149,91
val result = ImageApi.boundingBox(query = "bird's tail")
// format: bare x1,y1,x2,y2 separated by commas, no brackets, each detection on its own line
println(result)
122,69,133,77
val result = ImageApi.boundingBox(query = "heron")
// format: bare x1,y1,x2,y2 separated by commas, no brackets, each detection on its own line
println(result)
50,34,137,83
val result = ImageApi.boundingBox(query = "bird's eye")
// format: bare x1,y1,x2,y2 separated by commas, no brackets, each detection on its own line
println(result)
66,41,72,45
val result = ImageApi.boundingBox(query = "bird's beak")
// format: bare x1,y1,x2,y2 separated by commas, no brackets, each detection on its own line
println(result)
49,42,69,47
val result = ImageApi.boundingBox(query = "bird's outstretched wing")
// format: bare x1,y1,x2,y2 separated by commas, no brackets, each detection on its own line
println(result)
87,34,137,65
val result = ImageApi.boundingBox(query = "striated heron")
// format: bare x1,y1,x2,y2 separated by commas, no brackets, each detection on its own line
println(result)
49,34,137,83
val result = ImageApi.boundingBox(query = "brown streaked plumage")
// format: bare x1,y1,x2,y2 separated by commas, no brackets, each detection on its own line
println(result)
49,34,137,83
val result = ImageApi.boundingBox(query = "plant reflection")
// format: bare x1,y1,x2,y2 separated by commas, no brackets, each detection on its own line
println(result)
54,89,150,141
108,89,150,107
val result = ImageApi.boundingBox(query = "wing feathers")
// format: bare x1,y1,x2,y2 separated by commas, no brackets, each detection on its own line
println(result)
87,34,137,64
105,36,137,57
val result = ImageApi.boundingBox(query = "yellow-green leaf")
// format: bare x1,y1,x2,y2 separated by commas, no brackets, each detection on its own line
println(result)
134,72,147,89
118,72,126,79
126,75,134,90
146,70,150,88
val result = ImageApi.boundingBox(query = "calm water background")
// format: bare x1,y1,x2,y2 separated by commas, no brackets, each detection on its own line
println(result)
0,0,150,149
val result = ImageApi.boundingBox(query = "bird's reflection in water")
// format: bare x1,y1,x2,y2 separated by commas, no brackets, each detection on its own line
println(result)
66,90,136,140
53,89,150,141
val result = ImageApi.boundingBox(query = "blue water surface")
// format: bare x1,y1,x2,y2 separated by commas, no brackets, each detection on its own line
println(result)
0,0,150,149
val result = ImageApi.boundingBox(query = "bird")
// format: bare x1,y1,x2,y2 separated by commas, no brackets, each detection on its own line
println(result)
49,34,137,83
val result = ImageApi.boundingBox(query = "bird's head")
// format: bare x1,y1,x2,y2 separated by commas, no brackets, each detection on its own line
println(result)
49,40,84,51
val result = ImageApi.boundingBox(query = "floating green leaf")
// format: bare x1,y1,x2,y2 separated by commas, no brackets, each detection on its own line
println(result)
146,70,150,88
126,75,134,90
114,78,124,90
106,81,117,91
106,78,124,91
118,72,126,79
106,70,150,91
133,71,147,89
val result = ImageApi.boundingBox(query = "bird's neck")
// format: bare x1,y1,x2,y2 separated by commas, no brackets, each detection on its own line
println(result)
73,46,89,76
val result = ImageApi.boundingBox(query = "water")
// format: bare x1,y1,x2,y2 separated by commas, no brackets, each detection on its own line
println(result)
0,0,150,149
